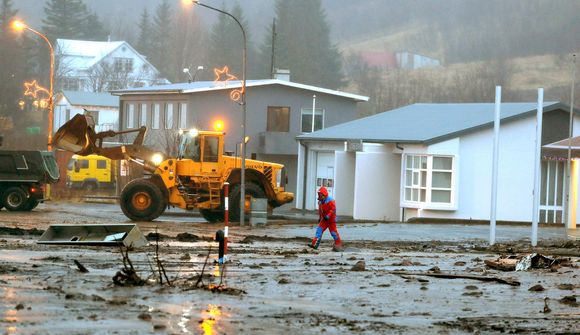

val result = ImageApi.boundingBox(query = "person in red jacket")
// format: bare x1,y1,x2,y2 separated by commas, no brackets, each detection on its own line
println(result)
309,186,343,251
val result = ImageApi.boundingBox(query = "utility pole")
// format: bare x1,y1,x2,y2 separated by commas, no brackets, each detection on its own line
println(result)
564,54,577,227
270,18,277,79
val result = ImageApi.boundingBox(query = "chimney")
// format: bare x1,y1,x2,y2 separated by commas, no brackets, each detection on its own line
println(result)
273,69,290,82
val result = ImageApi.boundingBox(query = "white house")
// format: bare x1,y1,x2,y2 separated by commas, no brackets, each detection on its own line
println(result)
56,39,166,92
54,91,119,132
296,102,580,225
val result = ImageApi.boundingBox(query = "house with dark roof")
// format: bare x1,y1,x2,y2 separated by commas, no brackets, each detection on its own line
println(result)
296,102,580,224
54,91,119,132
111,78,369,199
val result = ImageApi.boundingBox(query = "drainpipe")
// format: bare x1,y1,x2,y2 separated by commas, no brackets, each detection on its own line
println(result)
301,142,309,211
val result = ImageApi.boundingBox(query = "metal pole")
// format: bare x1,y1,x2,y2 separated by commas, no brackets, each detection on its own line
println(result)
223,182,229,263
194,1,247,224
565,54,576,228
311,95,316,133
490,86,501,245
532,88,544,247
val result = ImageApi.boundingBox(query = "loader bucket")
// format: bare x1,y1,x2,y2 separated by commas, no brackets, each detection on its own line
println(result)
53,114,97,155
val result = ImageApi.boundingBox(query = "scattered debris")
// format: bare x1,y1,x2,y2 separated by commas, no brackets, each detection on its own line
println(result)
112,247,145,286
485,253,565,272
543,297,551,314
176,232,199,242
386,271,520,286
15,303,25,310
454,261,467,266
516,254,555,271
138,313,152,321
557,283,575,290
559,295,579,307
73,260,89,273
278,278,290,284
528,284,545,292
428,266,441,273
351,260,366,271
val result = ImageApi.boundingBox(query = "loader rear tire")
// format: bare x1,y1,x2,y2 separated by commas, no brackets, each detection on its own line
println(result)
120,178,167,221
199,209,224,223
229,183,266,222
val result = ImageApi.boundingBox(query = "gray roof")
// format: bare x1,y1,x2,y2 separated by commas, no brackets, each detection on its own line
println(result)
60,91,119,108
110,79,368,102
298,102,573,144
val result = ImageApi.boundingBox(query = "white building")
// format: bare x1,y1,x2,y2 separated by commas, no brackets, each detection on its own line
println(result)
296,102,580,225
54,91,119,132
56,39,166,92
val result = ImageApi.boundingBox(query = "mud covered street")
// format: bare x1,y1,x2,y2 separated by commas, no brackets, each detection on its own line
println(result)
1,202,579,334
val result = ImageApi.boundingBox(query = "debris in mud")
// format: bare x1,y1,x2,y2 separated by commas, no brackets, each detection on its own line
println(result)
0,227,44,236
73,259,89,273
138,313,152,321
189,283,246,295
351,260,366,271
385,270,520,286
428,266,441,273
15,303,25,310
528,284,545,292
543,297,551,313
559,295,579,307
278,278,290,284
454,261,467,266
146,232,170,241
113,247,145,286
557,283,575,290
176,232,199,242
0,265,18,273
485,253,568,272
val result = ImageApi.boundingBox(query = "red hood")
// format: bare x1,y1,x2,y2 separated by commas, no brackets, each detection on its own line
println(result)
318,186,328,197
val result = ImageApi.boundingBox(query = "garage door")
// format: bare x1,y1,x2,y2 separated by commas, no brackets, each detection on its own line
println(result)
315,152,335,207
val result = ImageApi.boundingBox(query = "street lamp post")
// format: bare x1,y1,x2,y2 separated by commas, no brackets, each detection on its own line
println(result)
192,1,248,224
11,20,55,151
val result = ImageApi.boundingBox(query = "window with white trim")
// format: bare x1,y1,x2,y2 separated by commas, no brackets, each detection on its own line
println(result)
301,108,324,133
179,103,187,129
125,103,135,128
152,103,160,129
139,103,147,127
403,154,454,206
165,103,173,129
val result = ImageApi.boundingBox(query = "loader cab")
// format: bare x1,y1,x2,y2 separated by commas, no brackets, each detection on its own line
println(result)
179,130,223,175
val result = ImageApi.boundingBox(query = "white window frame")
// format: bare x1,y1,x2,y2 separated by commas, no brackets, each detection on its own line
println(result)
300,108,325,133
139,103,147,127
125,103,135,128
165,103,174,129
179,103,187,129
400,154,456,210
152,103,160,129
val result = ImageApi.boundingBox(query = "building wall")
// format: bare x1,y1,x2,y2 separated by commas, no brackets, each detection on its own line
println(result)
335,151,355,216
353,145,401,221
407,117,535,221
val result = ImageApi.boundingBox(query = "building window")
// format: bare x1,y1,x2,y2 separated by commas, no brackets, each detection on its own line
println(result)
114,57,133,72
301,108,324,133
403,154,454,207
267,106,290,132
165,103,174,129
152,103,160,129
61,77,79,91
125,103,135,128
179,103,187,129
139,103,147,127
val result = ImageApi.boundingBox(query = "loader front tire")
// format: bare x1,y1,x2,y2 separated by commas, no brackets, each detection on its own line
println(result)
120,178,167,221
199,209,224,223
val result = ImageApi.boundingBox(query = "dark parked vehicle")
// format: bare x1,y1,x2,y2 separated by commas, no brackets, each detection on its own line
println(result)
0,149,59,211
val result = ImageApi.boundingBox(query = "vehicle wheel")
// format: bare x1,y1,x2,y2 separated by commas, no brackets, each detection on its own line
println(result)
199,209,224,223
229,183,266,222
83,182,97,192
3,187,29,211
23,199,40,211
120,178,167,221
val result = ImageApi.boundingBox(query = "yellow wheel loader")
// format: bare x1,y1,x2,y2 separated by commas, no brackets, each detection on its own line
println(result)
53,114,294,222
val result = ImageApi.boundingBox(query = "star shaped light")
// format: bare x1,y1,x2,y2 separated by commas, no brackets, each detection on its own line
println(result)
213,66,238,83
23,80,49,99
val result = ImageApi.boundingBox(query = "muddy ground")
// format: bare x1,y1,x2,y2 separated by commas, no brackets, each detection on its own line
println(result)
1,202,579,334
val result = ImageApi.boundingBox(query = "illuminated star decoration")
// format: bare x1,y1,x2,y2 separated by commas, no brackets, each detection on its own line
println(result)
23,80,50,109
213,66,244,102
